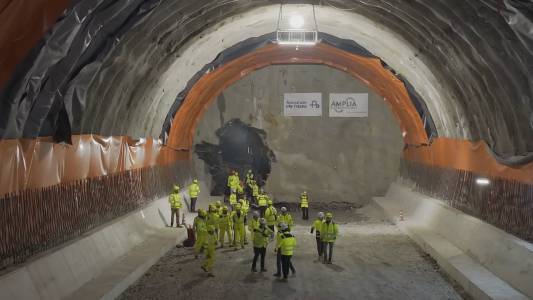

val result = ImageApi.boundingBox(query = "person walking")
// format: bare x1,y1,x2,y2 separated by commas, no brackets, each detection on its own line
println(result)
188,179,200,212
248,211,260,243
321,212,339,264
311,212,325,259
251,218,272,272
300,191,309,220
193,209,208,259
273,222,295,278
169,185,182,227
279,223,297,281
201,225,217,277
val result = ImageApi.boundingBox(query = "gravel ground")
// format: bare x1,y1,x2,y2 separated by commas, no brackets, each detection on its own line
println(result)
118,204,466,300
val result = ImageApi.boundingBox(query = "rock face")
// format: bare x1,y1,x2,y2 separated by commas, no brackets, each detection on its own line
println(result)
195,119,275,196
194,65,403,205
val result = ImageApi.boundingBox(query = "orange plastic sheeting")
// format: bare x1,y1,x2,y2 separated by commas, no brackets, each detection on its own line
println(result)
405,137,533,184
0,0,70,87
167,43,428,150
0,135,186,197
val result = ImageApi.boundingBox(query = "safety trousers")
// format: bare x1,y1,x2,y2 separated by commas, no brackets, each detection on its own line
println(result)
219,225,232,246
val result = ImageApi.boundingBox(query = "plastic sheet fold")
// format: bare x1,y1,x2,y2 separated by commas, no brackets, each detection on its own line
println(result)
0,135,185,197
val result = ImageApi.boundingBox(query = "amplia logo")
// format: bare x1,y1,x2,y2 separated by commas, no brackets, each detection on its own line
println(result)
331,97,357,113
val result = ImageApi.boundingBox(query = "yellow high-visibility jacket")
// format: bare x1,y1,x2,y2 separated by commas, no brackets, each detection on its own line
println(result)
279,233,297,256
188,183,200,198
169,193,182,208
300,194,309,208
321,221,339,243
265,206,277,226
279,213,294,229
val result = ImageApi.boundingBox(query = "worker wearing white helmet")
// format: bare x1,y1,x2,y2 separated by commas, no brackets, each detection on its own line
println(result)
311,212,325,259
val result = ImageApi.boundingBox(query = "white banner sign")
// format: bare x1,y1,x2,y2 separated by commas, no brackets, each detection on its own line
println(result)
329,93,368,117
283,93,322,117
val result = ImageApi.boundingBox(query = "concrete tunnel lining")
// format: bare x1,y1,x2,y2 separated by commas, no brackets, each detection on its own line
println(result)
83,4,459,143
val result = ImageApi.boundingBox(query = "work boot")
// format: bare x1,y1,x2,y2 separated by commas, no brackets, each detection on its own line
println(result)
207,272,215,277
195,255,199,259
251,268,257,273
201,266,207,272
260,268,267,272
273,273,281,277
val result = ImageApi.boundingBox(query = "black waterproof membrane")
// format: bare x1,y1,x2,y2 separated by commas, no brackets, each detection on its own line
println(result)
0,0,532,163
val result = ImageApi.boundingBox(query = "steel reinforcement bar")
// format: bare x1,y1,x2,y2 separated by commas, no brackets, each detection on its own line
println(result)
400,159,533,243
0,162,188,272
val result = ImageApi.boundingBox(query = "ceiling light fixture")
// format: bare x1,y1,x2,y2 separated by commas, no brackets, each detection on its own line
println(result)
476,178,490,186
276,4,318,47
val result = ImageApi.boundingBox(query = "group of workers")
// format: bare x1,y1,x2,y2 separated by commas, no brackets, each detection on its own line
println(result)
167,170,339,279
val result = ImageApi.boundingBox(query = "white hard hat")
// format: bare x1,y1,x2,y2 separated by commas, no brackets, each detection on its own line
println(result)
281,207,287,212
318,212,325,218
259,218,267,225
253,211,260,217
279,222,288,231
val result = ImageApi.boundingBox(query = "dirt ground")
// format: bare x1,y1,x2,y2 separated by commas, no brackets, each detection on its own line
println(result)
118,204,466,300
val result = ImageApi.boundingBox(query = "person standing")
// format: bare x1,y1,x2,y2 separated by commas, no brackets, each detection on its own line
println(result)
278,207,294,230
201,225,217,277
311,212,325,259
300,191,309,220
218,206,233,247
248,211,260,243
207,204,220,245
251,181,259,205
188,179,200,212
321,212,339,264
257,189,268,217
279,224,297,281
169,185,182,227
251,218,272,272
229,192,238,211
231,204,246,250
265,199,278,234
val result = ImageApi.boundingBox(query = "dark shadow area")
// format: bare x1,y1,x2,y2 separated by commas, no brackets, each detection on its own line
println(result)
195,119,276,195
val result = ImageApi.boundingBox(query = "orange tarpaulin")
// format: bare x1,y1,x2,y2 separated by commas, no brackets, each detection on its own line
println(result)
0,135,186,197
404,137,533,184
167,43,429,150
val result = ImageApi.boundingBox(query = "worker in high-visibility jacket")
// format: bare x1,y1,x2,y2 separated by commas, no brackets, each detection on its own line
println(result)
218,206,233,248
245,170,254,200
311,212,325,259
251,218,272,272
201,225,217,277
251,181,259,204
227,171,239,202
169,185,182,227
273,222,296,278
194,209,208,258
265,199,278,233
229,192,238,211
240,198,250,245
278,207,294,230
300,191,309,220
257,190,268,217
231,203,247,250
248,211,260,243
207,204,220,245
215,200,223,214
321,212,339,264
279,223,297,280
218,206,233,247
188,179,200,212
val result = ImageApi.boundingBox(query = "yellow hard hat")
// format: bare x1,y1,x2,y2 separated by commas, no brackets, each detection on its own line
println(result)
326,212,333,219
215,200,222,207
173,185,180,192
193,179,198,183
267,199,273,205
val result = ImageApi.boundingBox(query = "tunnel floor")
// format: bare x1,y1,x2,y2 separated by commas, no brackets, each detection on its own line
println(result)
118,204,466,300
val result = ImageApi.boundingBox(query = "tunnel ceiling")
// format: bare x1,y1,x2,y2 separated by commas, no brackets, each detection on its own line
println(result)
0,0,532,159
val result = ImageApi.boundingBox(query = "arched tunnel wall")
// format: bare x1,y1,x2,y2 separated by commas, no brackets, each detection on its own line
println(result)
193,64,404,205
1,0,533,272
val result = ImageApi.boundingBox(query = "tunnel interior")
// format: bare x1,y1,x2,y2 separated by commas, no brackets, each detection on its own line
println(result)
1,1,533,298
